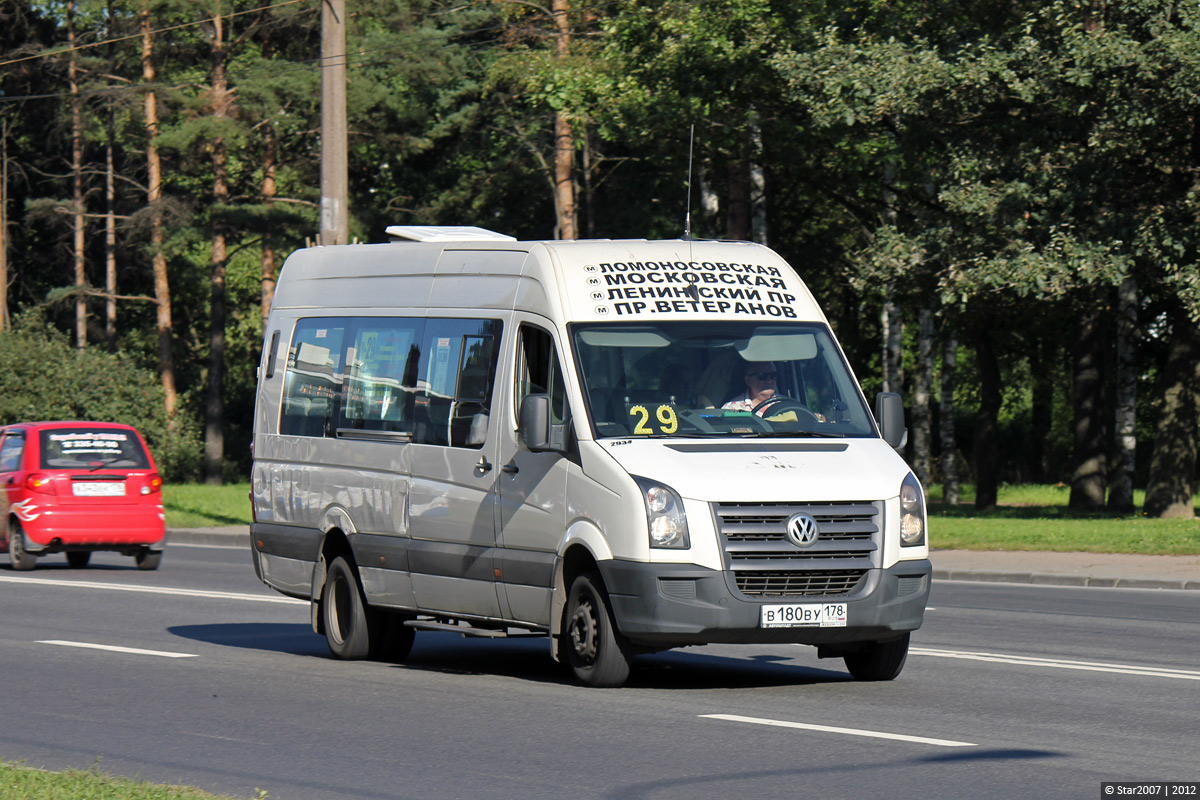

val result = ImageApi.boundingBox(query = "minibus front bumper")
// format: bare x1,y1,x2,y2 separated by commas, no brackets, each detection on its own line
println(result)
599,558,932,648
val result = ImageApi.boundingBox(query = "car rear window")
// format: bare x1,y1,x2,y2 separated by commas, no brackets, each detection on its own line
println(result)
39,428,151,469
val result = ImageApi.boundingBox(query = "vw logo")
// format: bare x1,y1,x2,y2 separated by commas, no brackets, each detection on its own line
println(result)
785,513,820,547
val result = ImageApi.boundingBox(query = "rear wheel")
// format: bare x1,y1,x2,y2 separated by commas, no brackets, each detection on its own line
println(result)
322,556,376,660
843,633,910,681
66,551,91,569
562,571,632,688
135,549,162,570
7,521,36,571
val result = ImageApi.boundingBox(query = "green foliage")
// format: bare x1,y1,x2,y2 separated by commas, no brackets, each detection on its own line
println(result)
3,0,1200,492
0,311,201,481
775,0,1200,316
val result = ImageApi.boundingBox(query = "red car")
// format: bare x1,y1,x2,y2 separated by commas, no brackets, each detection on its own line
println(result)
1,421,165,570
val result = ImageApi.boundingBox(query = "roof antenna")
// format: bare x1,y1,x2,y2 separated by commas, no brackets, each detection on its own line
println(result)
683,123,695,241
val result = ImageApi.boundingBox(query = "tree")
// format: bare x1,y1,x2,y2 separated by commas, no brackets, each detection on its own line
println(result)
1144,308,1200,518
139,3,178,422
0,310,200,479
775,0,1200,510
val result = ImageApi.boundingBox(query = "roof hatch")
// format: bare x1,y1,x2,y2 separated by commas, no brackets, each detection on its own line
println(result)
384,225,517,242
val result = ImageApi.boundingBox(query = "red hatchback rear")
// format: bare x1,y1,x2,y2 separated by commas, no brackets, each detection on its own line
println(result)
1,421,165,570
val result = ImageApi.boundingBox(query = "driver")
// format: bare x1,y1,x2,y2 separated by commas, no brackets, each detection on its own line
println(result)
722,360,828,421
722,361,777,412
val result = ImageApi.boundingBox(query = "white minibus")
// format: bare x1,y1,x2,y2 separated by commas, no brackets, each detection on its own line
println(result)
250,227,931,687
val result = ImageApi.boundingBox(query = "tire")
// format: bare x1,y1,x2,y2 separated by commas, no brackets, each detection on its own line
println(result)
843,632,910,681
562,571,632,688
135,549,163,570
66,551,91,569
322,556,377,660
8,521,37,571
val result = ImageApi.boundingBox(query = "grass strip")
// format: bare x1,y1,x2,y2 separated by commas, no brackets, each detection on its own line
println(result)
0,760,264,799
162,482,251,528
929,483,1200,555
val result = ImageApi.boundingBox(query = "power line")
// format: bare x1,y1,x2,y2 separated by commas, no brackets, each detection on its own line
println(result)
0,0,620,71
0,0,312,70
0,9,608,106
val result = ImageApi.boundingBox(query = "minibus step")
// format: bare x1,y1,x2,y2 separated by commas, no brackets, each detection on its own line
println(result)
403,620,543,638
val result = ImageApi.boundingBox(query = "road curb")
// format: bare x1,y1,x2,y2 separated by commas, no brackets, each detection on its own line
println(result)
932,568,1200,591
167,528,250,548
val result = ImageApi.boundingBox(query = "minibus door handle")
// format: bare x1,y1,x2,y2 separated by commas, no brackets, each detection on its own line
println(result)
501,462,519,475
475,456,493,475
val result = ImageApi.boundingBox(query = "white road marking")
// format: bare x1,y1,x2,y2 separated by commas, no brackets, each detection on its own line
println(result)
38,640,197,658
0,574,305,605
700,713,976,748
167,542,246,550
912,647,1200,680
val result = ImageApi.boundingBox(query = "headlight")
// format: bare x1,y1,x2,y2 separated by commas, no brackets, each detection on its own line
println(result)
899,472,926,547
634,477,690,549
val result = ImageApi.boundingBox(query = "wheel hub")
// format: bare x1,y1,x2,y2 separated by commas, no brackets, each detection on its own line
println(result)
569,599,599,664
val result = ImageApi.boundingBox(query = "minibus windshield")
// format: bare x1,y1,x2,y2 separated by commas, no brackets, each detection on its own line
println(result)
570,321,878,439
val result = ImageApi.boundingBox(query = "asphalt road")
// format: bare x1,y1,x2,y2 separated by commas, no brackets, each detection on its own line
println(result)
1,544,1197,800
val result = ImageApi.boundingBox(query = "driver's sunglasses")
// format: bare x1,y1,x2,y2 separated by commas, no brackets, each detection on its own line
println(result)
750,371,778,380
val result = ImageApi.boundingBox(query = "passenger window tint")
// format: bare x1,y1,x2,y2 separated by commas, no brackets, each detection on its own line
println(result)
413,319,502,448
0,432,25,472
341,322,421,434
280,316,500,445
281,321,346,437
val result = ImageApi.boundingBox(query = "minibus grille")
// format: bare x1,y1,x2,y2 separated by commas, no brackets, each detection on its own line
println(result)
735,570,867,597
714,501,882,597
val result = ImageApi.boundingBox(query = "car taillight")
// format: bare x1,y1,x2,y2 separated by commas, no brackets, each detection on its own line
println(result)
140,473,163,496
25,473,56,494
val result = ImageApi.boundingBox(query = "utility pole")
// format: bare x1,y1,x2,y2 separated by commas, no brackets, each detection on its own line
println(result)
552,0,576,240
320,0,349,245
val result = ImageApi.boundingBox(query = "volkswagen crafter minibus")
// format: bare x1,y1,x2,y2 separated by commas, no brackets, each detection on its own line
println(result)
249,226,931,687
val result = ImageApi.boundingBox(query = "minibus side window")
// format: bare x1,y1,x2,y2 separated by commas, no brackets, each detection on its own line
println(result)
515,325,569,425
281,319,347,437
340,320,422,435
413,318,502,448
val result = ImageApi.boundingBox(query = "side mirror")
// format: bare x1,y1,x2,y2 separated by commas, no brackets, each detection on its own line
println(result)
875,392,908,450
519,394,566,452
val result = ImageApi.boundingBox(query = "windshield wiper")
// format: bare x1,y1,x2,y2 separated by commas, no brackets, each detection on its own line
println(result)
745,430,847,438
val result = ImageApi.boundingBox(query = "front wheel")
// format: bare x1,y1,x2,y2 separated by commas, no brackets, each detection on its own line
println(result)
8,522,37,571
562,571,632,688
135,549,162,570
843,632,910,681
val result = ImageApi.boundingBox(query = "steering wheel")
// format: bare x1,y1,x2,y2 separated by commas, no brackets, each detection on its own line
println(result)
751,395,822,424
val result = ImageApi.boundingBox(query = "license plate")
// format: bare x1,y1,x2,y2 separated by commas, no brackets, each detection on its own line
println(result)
72,481,125,497
760,603,847,628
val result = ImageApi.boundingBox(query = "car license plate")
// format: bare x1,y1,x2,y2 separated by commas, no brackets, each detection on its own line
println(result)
72,481,125,497
760,603,847,628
